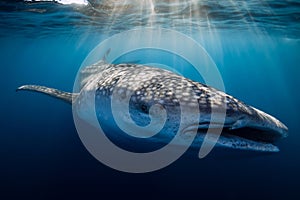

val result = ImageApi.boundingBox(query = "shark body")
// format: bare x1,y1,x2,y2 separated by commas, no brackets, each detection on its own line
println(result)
17,58,288,152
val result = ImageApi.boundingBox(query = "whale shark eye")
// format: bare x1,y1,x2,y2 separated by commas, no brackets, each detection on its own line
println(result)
141,104,147,112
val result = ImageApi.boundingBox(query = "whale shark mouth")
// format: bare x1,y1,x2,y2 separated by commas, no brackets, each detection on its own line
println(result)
221,127,284,152
224,127,283,143
196,127,284,152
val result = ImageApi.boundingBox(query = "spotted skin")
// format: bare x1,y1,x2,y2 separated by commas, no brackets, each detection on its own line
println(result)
87,64,259,128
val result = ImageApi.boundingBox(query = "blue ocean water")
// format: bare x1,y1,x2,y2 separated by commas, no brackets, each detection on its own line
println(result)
1,0,300,199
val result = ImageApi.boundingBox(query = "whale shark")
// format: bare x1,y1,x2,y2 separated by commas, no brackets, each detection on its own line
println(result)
17,54,288,152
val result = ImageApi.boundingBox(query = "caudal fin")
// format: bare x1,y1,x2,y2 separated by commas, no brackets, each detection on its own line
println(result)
16,85,76,104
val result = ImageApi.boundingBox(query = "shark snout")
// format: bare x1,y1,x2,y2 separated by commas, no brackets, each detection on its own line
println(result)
247,107,288,138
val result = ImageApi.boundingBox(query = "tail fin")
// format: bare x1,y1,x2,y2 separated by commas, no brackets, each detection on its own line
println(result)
16,85,77,104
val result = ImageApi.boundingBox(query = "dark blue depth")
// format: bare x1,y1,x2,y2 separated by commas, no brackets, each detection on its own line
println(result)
1,1,300,200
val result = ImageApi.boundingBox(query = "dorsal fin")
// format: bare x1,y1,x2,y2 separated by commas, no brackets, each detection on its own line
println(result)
78,48,112,89
79,48,112,76
16,85,78,104
102,48,111,63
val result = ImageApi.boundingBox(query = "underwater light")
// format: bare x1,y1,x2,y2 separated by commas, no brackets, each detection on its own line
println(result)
24,0,89,6
57,0,88,5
